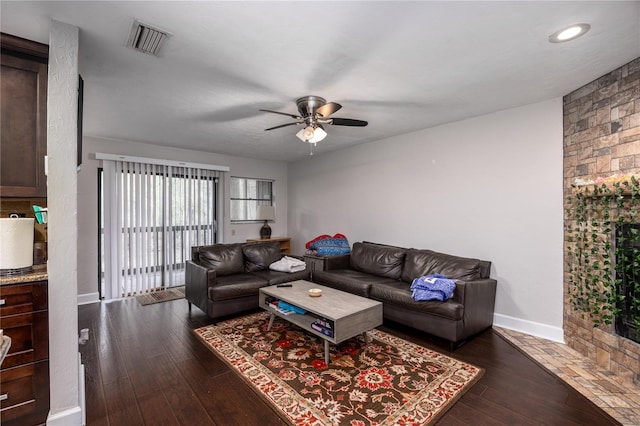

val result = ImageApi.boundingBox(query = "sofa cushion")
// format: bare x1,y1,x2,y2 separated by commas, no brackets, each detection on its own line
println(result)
198,243,244,276
369,281,463,321
312,269,398,297
243,242,282,272
250,268,310,285
401,249,481,283
208,273,269,301
349,242,406,280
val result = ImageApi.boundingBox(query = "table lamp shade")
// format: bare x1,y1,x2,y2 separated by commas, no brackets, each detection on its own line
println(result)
256,205,275,221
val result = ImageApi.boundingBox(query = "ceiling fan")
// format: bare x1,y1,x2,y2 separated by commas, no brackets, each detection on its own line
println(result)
260,96,368,145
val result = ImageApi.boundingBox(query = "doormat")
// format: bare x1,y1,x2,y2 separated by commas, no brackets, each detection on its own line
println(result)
135,286,185,306
194,312,483,425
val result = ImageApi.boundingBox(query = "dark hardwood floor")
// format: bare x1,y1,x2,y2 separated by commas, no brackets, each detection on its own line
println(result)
78,297,621,425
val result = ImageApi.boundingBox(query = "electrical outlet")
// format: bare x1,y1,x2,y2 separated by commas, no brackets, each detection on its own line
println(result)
231,229,236,236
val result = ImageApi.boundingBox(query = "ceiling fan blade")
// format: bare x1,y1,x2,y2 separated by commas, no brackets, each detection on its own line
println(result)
259,109,301,119
330,118,368,127
264,122,299,131
316,102,342,117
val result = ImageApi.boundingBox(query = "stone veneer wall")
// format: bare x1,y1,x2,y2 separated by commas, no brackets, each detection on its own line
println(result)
563,57,640,386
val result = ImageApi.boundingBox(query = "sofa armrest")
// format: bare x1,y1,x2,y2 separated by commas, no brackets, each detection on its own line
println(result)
453,278,497,338
185,260,217,314
323,254,351,270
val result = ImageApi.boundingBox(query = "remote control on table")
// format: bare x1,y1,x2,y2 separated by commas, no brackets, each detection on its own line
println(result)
276,284,292,287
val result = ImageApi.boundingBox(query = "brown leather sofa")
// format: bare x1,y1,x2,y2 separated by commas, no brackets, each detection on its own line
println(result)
185,241,310,320
312,241,497,349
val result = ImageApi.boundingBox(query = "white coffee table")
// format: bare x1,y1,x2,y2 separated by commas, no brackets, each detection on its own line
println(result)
259,280,383,364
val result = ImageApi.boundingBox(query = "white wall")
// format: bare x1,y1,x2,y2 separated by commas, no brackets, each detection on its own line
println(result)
78,99,564,341
77,136,288,300
288,99,564,341
47,20,82,425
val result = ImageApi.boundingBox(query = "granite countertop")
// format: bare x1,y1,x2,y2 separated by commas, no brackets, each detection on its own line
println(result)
0,264,48,286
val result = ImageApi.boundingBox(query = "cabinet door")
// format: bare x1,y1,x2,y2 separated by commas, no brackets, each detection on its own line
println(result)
0,279,49,426
0,310,49,368
0,360,50,426
0,53,48,197
0,281,48,316
0,281,49,368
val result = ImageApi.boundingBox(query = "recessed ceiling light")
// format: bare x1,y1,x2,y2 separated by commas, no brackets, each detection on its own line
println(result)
549,23,591,43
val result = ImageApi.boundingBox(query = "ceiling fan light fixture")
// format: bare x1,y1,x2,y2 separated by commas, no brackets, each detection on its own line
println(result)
303,126,316,140
296,126,327,143
310,126,327,143
296,127,309,142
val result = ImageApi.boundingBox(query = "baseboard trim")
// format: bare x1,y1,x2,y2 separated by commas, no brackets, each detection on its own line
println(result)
493,313,564,343
77,292,100,305
47,405,83,426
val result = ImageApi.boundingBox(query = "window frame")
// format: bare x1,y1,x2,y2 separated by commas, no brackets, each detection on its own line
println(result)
230,176,274,223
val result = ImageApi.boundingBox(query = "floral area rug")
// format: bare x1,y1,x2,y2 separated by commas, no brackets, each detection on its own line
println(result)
193,312,483,425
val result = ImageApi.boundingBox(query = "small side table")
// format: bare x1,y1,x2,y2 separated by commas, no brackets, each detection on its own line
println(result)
246,237,291,254
304,254,329,280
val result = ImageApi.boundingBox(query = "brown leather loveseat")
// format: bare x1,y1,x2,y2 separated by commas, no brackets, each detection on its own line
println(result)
185,241,310,320
311,241,497,349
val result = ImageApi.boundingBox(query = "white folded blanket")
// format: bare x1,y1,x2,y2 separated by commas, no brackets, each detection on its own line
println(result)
269,256,307,273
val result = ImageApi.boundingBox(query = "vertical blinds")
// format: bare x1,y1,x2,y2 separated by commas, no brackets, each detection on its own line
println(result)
102,159,223,299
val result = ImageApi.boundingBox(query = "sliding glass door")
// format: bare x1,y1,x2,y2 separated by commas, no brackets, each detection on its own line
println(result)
99,161,222,299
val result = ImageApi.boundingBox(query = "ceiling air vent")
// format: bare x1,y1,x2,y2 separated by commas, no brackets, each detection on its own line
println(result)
127,20,171,56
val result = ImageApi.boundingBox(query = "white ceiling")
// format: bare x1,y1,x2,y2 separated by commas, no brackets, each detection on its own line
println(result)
2,1,639,162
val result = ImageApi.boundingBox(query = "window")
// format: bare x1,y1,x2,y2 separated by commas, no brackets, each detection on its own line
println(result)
230,177,273,222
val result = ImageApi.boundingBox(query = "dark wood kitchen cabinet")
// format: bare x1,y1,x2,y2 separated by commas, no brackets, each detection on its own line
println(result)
1,33,48,198
0,280,50,426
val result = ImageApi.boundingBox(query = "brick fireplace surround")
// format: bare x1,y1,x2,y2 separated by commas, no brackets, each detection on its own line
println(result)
563,57,640,386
